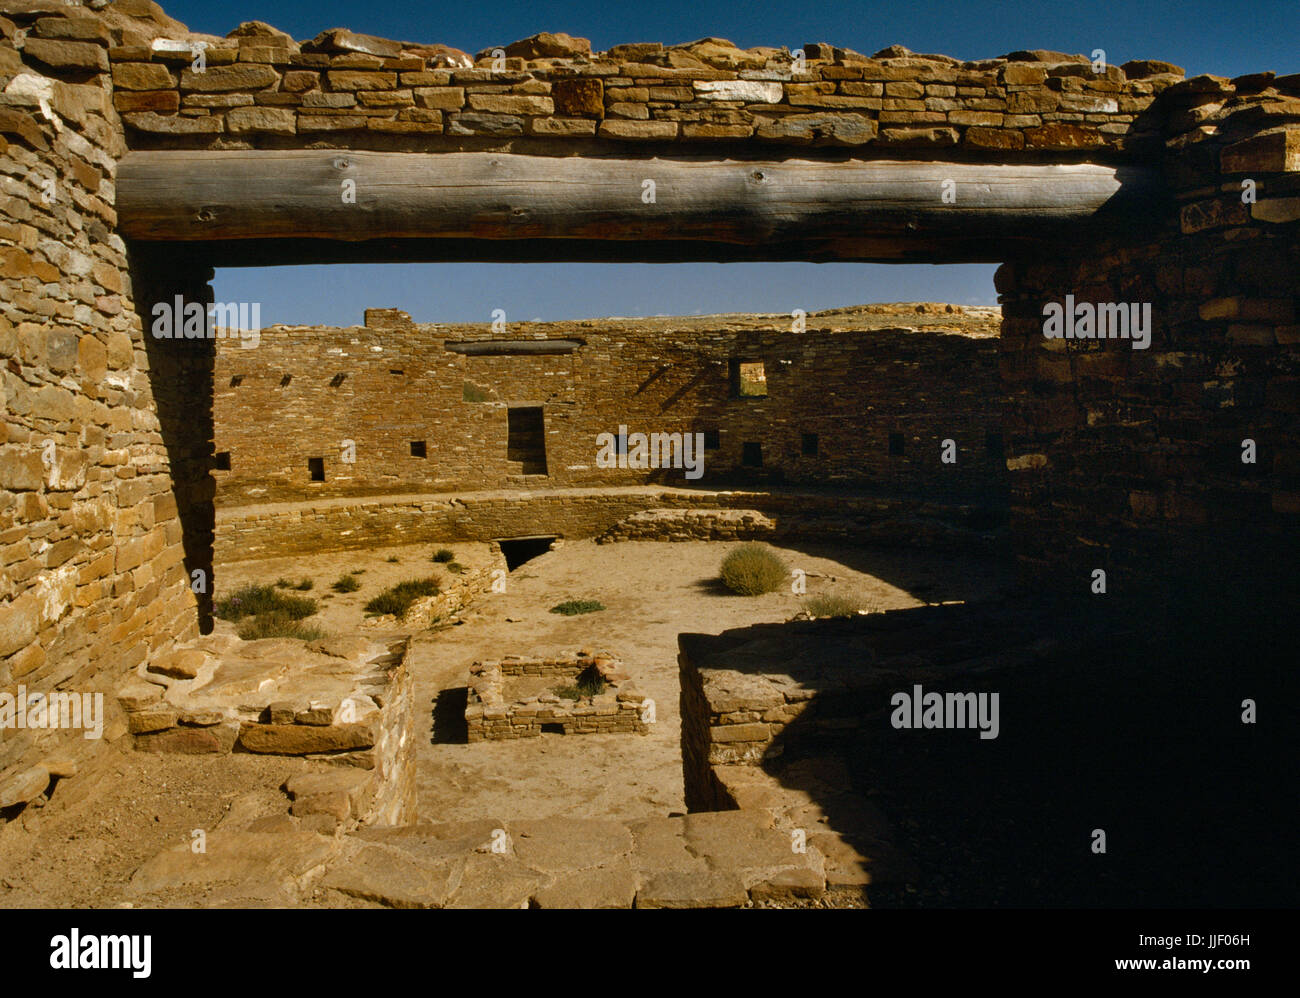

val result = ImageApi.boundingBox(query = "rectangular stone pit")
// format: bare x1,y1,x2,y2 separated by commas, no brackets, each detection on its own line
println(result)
465,650,648,741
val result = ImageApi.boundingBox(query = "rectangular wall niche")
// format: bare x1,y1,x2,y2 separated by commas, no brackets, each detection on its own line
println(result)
410,440,427,458
802,433,819,456
889,432,905,457
742,442,763,467
506,406,548,475
730,359,768,398
214,451,231,471
308,457,325,482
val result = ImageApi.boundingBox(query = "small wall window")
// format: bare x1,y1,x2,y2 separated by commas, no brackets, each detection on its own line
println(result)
985,430,1004,459
279,374,292,387
410,440,427,458
801,433,818,456
308,457,325,482
390,369,404,376
329,373,347,388
889,432,905,457
229,375,243,387
729,359,768,398
214,451,231,470
703,429,720,450
742,442,763,467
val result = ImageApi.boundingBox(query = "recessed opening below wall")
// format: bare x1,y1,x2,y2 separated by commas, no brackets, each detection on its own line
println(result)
540,723,565,735
497,535,556,570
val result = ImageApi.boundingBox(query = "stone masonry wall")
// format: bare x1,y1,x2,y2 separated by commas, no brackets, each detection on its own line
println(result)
0,0,202,809
1000,77,1300,598
102,24,1186,159
214,486,1003,562
213,306,1004,504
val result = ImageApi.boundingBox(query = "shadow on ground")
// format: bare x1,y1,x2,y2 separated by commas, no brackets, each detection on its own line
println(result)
685,592,1298,908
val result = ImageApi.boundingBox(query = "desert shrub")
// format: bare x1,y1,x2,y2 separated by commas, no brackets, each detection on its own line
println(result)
803,592,870,618
364,577,440,618
293,578,314,591
386,556,400,563
273,577,293,589
550,599,605,616
719,544,788,596
237,611,325,642
331,574,361,593
215,584,317,622
446,561,464,574
554,665,607,700
432,548,455,563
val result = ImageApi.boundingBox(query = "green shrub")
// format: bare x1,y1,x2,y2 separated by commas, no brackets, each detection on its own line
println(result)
432,548,455,563
803,592,870,618
550,599,605,616
331,574,361,593
273,577,293,589
386,556,400,563
293,578,314,591
237,611,325,642
719,544,788,596
446,561,464,574
364,577,440,618
215,584,317,622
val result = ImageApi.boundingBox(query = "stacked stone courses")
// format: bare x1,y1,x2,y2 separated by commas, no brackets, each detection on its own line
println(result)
213,305,1005,504
99,25,1195,157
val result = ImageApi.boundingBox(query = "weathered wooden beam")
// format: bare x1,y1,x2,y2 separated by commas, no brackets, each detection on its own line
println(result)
116,151,1164,263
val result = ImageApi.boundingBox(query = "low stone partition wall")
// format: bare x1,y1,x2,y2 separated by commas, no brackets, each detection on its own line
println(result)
597,508,776,542
119,633,416,827
466,650,649,741
216,485,1005,560
678,602,1087,812
361,550,506,631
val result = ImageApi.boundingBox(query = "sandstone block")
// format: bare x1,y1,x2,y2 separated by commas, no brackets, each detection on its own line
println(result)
21,38,108,71
238,721,376,754
552,77,602,116
226,105,296,134
755,112,876,145
597,118,678,140
0,765,48,809
180,63,279,91
112,62,174,90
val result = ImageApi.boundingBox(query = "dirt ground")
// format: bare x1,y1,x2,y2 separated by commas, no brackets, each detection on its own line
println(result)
0,538,1013,907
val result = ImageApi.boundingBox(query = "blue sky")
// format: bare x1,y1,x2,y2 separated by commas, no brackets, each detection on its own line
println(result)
193,0,1296,324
